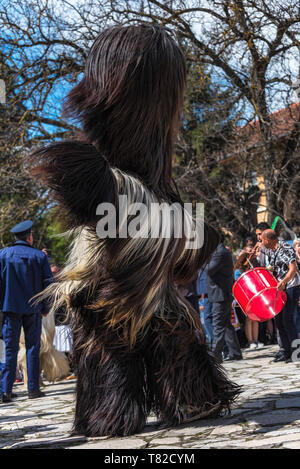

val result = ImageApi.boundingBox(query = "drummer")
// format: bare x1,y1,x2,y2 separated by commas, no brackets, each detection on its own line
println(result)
261,229,300,363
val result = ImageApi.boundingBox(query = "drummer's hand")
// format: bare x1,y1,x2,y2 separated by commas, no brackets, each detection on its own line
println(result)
248,250,255,260
249,243,260,259
277,280,287,291
251,242,261,254
248,248,257,260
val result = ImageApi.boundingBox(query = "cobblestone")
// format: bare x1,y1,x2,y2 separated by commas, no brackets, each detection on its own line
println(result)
1,345,300,449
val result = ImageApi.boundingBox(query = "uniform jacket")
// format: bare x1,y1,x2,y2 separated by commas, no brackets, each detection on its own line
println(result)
205,243,234,302
0,241,53,314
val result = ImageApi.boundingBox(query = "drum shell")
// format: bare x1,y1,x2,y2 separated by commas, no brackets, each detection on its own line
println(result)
232,268,286,321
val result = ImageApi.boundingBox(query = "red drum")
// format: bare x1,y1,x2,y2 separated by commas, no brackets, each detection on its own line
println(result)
232,268,286,322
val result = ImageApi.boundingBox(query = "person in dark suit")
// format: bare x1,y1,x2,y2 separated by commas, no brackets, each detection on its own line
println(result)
206,240,242,363
0,220,53,402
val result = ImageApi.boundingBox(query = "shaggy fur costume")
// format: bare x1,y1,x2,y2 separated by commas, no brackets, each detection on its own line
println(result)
31,141,241,437
31,24,241,437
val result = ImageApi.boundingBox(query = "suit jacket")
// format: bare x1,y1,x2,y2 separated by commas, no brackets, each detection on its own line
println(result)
205,243,234,302
0,241,53,314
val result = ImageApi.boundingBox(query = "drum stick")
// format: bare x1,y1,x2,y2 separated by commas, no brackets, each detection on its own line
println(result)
246,242,260,265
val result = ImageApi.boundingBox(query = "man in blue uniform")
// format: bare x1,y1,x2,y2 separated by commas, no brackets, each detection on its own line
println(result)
0,220,53,402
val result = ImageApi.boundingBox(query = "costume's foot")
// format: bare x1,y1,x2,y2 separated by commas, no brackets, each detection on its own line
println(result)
28,390,45,399
182,401,222,424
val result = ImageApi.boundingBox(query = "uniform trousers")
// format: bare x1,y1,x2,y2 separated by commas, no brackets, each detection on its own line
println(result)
1,312,42,392
212,300,242,362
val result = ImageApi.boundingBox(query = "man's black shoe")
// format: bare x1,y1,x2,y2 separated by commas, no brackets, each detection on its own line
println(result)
1,392,13,403
273,353,287,362
224,355,243,361
28,390,45,399
274,349,285,359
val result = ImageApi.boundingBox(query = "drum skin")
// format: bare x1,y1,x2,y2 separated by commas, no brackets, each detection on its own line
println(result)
232,268,286,322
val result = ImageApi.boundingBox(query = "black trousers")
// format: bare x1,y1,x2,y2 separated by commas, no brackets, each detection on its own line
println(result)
275,286,298,358
212,300,242,362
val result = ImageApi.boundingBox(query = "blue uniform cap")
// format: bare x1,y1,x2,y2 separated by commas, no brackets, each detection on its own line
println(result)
10,220,33,234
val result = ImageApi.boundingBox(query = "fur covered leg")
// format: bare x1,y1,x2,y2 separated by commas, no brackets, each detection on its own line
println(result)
145,316,242,426
72,341,149,437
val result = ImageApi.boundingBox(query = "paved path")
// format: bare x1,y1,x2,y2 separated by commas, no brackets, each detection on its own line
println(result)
1,345,300,449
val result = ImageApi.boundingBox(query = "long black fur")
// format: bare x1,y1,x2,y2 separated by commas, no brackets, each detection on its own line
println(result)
31,141,116,228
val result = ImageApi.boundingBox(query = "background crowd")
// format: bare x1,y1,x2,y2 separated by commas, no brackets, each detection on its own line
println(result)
192,222,300,364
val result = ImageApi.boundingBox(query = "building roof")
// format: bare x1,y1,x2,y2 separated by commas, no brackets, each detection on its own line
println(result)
237,102,300,148
217,102,300,164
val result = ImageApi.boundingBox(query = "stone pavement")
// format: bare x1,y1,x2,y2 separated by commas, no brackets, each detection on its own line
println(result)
1,344,300,450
